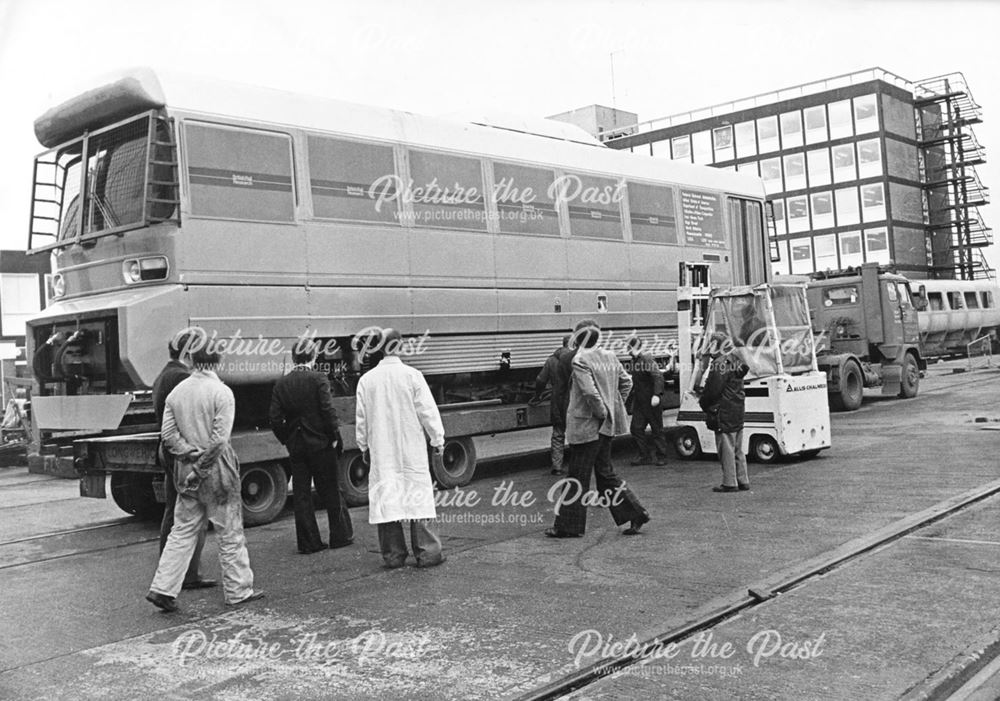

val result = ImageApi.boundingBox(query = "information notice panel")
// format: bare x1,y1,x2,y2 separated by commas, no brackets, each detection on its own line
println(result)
680,190,726,249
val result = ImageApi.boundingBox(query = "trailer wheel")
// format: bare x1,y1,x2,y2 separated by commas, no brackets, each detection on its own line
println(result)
674,428,702,460
432,437,478,489
831,361,863,411
338,450,370,507
241,461,289,527
899,353,919,399
750,435,780,464
110,473,163,521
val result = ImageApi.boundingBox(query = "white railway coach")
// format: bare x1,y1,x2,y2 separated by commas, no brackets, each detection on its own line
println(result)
25,68,774,517
915,278,1000,356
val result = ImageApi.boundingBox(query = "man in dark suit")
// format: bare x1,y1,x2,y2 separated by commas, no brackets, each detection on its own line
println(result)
269,339,353,554
627,337,668,466
153,333,214,590
534,335,573,476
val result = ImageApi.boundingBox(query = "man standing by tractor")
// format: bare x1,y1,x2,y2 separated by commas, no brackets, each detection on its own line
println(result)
627,337,668,467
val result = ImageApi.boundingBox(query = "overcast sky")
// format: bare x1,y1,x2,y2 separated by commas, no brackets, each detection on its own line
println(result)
1,0,998,268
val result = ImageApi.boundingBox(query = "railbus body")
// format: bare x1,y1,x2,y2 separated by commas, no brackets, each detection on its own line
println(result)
25,68,773,523
914,279,1000,356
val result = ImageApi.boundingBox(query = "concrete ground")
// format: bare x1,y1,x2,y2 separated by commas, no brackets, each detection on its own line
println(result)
1,359,998,700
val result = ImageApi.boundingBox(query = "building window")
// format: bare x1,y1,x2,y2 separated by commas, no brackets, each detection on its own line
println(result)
811,191,834,229
804,105,828,144
832,143,856,183
857,138,882,177
829,99,854,139
735,121,757,158
408,149,488,230
773,240,791,276
865,227,890,264
771,198,786,236
760,157,782,194
790,238,813,274
835,187,860,226
783,153,806,191
671,135,691,162
787,196,809,233
713,126,734,162
854,94,879,134
807,148,831,187
737,161,759,176
840,231,863,266
651,140,670,158
780,110,803,149
860,183,885,222
0,273,41,337
186,123,296,223
308,136,398,223
814,233,838,271
692,131,713,164
757,116,779,154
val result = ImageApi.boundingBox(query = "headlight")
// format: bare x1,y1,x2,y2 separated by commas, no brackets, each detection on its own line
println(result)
122,256,169,283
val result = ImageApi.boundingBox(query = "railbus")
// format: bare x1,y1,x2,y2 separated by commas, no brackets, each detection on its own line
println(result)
913,278,1000,356
25,67,773,523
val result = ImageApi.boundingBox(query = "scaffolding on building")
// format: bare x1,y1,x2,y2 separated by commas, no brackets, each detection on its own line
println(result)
915,73,994,280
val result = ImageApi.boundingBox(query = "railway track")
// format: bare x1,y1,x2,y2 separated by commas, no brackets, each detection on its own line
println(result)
514,477,1000,701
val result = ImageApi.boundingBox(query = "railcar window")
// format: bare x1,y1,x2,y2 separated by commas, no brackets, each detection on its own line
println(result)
407,150,487,231
964,291,980,309
185,123,295,222
823,286,858,306
982,291,994,308
897,284,913,307
928,292,944,311
563,173,623,240
309,136,398,223
492,163,560,236
947,292,963,310
628,182,677,244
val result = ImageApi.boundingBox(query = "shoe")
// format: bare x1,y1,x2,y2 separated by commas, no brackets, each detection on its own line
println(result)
383,560,407,570
623,510,650,536
738,483,750,491
181,578,218,590
329,539,354,550
713,485,739,493
551,468,567,476
416,555,447,569
226,590,266,607
145,591,178,613
630,456,651,466
544,528,582,538
298,542,329,554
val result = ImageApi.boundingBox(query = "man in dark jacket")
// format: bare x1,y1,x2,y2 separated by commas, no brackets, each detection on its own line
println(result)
269,339,353,554
534,335,573,475
153,333,213,589
699,333,751,492
627,337,667,466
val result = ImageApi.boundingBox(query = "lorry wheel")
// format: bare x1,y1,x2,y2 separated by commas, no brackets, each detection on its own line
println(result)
899,353,919,398
750,435,780,464
241,461,289,527
110,473,164,520
338,450,370,507
831,361,863,411
432,437,478,489
674,428,702,460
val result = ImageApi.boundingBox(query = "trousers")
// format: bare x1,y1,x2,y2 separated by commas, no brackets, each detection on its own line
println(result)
553,434,646,535
550,425,566,472
150,491,254,604
629,405,668,459
159,459,207,583
377,520,443,567
290,446,354,552
716,429,749,487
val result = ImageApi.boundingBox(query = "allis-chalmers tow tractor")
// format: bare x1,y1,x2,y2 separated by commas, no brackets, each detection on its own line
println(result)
673,273,831,464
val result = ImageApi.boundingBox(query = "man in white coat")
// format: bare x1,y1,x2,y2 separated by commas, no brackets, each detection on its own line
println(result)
355,328,446,569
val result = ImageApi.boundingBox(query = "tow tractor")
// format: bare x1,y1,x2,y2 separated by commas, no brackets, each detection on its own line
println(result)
672,270,831,464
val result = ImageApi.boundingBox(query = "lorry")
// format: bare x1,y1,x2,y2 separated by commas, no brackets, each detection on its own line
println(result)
806,262,926,411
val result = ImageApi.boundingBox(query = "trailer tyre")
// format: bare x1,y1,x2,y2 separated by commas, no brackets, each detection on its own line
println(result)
241,461,289,527
110,473,163,521
674,428,702,460
899,353,919,399
338,450,370,507
432,437,478,489
750,435,780,464
831,361,863,412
